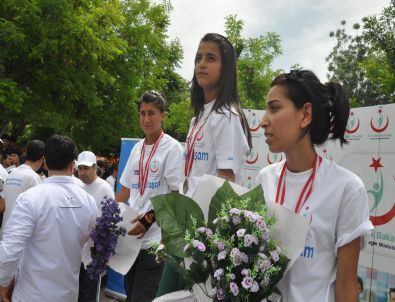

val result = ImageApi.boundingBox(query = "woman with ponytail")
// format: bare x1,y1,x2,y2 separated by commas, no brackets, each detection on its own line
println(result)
256,70,373,302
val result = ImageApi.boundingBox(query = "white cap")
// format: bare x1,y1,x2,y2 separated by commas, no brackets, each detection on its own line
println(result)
77,151,96,167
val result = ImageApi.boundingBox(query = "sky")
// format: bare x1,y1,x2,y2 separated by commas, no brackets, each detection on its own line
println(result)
165,0,390,82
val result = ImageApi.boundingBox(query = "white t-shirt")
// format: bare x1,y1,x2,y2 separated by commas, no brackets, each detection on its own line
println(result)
185,101,249,197
106,175,116,192
82,176,115,210
0,176,98,302
0,164,41,233
255,158,374,302
120,134,184,249
0,164,8,192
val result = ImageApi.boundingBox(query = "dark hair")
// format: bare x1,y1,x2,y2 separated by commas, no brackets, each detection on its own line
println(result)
138,91,166,113
358,276,363,292
271,70,349,145
25,140,45,161
45,135,78,170
191,33,252,148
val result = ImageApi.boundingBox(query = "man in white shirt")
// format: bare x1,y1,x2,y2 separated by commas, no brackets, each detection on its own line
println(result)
0,135,98,302
0,140,45,238
77,150,114,302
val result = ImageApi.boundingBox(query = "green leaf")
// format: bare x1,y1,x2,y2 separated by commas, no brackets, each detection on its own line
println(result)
239,184,265,212
151,192,204,258
207,181,238,229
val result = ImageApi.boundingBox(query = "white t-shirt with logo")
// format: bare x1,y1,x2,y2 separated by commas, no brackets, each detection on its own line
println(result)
186,101,249,197
120,134,184,249
0,164,41,233
82,176,115,210
255,158,373,302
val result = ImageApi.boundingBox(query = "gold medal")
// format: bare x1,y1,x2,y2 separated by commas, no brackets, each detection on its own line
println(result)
183,178,189,194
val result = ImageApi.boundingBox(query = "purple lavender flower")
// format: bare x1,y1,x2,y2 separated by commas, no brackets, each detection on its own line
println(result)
241,268,250,276
217,241,225,250
210,287,217,296
216,288,225,300
205,228,213,238
232,215,242,225
251,281,259,293
218,250,227,260
244,234,258,247
241,252,249,263
229,208,241,215
262,230,270,241
256,219,267,230
230,282,239,296
192,240,206,252
270,250,280,263
214,268,224,280
236,228,246,237
86,197,126,279
230,248,242,266
241,276,254,289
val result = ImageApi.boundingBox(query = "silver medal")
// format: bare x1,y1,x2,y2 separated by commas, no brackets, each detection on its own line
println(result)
136,196,144,208
183,178,189,194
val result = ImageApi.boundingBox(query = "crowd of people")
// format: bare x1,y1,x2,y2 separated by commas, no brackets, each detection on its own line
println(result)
0,33,373,302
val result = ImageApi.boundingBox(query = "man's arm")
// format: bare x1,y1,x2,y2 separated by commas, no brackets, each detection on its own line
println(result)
0,195,36,288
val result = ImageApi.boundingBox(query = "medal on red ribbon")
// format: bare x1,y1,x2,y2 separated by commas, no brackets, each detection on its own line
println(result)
138,131,164,204
183,116,210,194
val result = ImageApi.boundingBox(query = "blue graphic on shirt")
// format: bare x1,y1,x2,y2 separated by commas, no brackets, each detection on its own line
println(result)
194,151,209,161
131,181,161,190
300,245,314,258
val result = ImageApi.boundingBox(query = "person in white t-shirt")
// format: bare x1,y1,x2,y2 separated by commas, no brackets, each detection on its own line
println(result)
255,70,374,302
156,33,252,297
106,163,118,192
116,91,184,302
76,150,114,302
0,140,45,238
0,135,98,302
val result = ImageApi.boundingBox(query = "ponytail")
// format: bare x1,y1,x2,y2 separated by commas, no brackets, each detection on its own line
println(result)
325,82,349,145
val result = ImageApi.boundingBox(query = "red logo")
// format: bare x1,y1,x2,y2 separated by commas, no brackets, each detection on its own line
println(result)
266,153,282,165
246,149,259,165
150,160,159,173
346,112,360,134
370,108,389,133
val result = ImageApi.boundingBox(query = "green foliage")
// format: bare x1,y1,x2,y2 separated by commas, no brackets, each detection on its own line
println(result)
225,15,283,110
208,182,264,230
151,192,204,258
0,0,186,153
326,1,395,106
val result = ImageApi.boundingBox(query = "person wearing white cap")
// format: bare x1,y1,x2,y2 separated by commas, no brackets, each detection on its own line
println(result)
76,150,114,302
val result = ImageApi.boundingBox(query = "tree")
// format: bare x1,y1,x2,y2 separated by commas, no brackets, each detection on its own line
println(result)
326,1,394,106
225,15,283,110
0,0,185,154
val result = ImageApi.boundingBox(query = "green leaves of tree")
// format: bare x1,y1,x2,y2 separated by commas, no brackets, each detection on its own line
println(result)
326,1,395,106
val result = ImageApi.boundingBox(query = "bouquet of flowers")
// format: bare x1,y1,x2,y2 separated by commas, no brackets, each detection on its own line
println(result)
86,197,127,279
183,198,288,301
151,179,292,302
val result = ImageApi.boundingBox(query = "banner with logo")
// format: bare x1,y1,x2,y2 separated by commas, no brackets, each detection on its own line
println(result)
244,104,395,301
